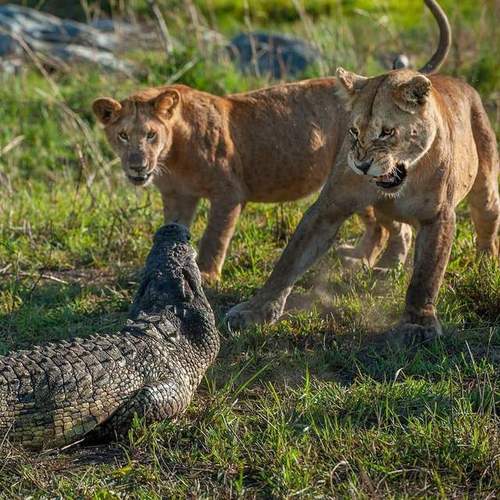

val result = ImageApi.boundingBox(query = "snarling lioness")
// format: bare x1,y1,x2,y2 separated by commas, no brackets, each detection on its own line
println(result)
91,52,432,283
227,0,499,342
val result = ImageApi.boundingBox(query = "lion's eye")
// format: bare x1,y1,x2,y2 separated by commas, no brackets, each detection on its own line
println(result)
379,128,395,138
146,131,157,141
118,131,129,142
349,127,359,139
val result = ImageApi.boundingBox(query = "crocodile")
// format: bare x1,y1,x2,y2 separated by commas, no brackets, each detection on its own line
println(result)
0,224,220,450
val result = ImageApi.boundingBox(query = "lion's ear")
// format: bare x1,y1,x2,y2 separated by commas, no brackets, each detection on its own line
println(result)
393,75,432,113
92,97,122,125
335,67,367,109
152,89,180,118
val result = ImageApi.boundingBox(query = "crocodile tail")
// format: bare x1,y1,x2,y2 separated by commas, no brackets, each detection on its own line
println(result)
418,0,451,74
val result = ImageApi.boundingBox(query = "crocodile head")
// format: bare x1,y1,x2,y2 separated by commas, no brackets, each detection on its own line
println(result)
129,223,207,321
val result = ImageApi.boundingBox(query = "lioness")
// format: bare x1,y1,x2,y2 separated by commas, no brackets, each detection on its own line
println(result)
226,0,499,342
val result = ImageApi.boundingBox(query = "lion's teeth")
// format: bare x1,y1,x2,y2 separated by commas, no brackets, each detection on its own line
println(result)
378,175,392,182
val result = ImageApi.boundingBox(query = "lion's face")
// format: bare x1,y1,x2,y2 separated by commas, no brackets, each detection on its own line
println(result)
92,89,180,186
336,68,437,194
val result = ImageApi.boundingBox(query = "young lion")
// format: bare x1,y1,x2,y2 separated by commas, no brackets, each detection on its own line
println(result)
226,0,499,342
92,80,422,283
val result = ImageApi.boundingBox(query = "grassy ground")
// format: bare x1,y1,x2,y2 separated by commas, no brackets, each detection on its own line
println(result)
0,0,499,497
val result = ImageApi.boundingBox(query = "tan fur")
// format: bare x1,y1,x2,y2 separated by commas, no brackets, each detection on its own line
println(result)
226,69,499,341
93,80,409,282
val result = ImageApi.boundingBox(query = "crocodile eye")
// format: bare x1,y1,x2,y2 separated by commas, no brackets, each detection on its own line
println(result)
118,131,129,142
146,131,157,142
349,127,359,139
379,128,395,138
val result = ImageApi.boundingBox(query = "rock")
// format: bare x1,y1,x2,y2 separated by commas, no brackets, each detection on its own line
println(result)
49,43,137,74
377,52,412,71
0,4,138,74
89,19,140,37
0,4,119,50
392,54,410,69
229,32,320,79
0,33,22,57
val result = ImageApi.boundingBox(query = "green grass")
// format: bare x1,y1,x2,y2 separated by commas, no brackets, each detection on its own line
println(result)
0,0,499,497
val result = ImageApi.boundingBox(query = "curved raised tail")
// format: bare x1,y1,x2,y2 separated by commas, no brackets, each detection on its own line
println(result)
418,0,451,74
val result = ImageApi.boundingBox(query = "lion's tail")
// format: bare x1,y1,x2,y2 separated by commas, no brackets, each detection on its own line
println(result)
418,0,452,74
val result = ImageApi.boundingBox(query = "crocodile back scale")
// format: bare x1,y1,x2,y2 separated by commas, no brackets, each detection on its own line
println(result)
0,224,220,450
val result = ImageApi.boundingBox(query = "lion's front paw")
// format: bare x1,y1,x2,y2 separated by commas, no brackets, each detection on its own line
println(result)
225,297,285,330
200,270,221,286
386,319,442,348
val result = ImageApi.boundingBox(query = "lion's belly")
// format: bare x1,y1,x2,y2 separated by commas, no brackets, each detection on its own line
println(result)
242,137,336,202
158,155,331,203
245,160,330,203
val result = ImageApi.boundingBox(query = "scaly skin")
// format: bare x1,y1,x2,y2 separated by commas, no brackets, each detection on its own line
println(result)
0,224,220,450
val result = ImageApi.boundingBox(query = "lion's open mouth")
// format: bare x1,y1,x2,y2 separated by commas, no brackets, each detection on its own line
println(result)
127,172,153,185
375,163,407,190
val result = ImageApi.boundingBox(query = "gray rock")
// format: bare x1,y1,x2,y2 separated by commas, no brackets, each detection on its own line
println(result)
229,32,319,79
48,43,137,74
393,54,410,70
90,19,140,36
0,4,119,50
0,4,137,74
0,33,21,57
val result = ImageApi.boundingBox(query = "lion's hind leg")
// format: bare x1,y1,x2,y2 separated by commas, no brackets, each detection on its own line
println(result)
337,207,388,269
337,207,412,271
375,220,412,272
469,98,500,257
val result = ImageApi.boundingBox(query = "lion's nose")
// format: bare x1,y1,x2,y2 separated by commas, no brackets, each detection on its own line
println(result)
128,152,148,171
128,159,148,173
356,159,373,175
